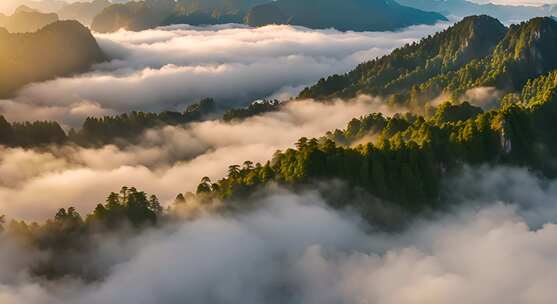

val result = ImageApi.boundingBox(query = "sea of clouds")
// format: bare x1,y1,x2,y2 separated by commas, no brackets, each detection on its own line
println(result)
0,96,402,220
1,166,557,303
1,11,556,304
0,22,448,126
0,21,450,220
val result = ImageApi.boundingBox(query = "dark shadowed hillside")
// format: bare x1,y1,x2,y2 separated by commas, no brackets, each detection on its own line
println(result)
245,0,447,31
0,20,106,98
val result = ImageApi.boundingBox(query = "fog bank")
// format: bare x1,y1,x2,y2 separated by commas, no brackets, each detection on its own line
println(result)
1,22,448,126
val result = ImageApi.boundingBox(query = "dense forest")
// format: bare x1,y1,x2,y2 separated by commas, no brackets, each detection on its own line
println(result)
3,65,557,280
2,15,557,284
0,98,216,147
300,16,557,112
0,98,285,147
188,16,557,216
191,68,557,215
2,186,164,280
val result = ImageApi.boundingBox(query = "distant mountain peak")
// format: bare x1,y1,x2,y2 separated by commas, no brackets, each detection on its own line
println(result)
0,20,106,98
15,5,38,14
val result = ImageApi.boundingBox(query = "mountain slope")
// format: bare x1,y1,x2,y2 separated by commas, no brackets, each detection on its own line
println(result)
300,15,507,100
0,20,106,98
0,5,58,32
245,0,447,31
300,17,557,109
195,67,557,214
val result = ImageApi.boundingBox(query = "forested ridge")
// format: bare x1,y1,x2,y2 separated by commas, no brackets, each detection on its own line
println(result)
3,66,557,280
0,99,217,147
189,17,557,211
300,16,557,111
0,20,106,98
3,15,557,282
0,98,285,147
192,76,557,211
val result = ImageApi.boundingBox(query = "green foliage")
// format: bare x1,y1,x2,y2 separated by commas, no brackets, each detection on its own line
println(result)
325,112,417,146
3,186,161,279
0,98,218,148
223,99,281,122
300,17,557,111
198,84,557,212
300,15,507,101
89,186,162,228
70,98,217,146
432,101,483,123
0,116,67,147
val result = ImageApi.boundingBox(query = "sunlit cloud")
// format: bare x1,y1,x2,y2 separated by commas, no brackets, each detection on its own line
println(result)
1,22,448,126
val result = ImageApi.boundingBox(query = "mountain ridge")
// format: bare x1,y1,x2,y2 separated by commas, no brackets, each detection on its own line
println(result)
91,0,447,33
245,0,447,31
299,16,557,110
0,20,107,98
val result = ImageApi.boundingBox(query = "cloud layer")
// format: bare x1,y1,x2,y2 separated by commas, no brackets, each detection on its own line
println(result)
0,97,400,220
1,166,557,304
1,23,447,126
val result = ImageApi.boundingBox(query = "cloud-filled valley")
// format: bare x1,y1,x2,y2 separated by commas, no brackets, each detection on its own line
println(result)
2,5,557,304
0,22,448,126
0,97,400,220
2,166,557,303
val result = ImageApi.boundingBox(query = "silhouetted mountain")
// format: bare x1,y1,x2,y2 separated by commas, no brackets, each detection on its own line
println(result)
245,0,447,31
58,0,111,26
397,0,553,22
0,5,58,32
0,20,106,98
91,0,176,33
